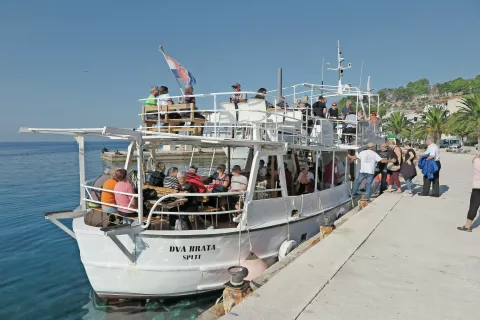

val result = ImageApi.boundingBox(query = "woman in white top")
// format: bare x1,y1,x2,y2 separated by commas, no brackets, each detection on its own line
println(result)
295,166,314,194
457,153,480,232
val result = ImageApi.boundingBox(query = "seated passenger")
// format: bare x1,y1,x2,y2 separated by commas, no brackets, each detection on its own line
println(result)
229,165,248,192
253,88,273,108
208,164,230,193
186,165,207,193
179,85,205,135
163,167,180,190
295,166,314,194
113,169,138,221
88,167,113,208
229,165,248,210
342,110,357,144
148,162,166,187
101,170,118,214
145,86,161,123
174,171,198,229
258,159,267,179
276,96,289,109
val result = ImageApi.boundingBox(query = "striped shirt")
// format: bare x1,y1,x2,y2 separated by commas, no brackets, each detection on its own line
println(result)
163,176,179,190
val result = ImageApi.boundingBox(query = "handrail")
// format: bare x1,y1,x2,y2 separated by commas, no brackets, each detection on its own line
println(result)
143,191,246,229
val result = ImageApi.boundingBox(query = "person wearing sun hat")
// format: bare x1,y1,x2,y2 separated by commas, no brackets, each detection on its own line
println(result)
348,142,394,201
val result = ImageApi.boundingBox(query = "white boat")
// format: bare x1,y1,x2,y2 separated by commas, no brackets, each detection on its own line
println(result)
20,43,384,298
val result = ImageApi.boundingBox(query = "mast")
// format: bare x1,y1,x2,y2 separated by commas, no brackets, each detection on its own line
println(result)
327,41,352,94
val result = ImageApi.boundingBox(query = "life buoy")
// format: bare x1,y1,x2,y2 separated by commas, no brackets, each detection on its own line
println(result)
278,240,297,260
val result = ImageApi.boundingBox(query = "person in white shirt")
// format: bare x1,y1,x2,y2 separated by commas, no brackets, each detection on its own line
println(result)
348,142,393,201
295,165,315,194
422,137,441,197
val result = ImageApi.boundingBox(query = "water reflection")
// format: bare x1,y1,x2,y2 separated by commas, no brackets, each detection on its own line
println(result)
82,290,221,320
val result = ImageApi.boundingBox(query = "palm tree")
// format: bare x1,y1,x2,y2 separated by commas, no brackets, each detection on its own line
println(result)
415,105,449,143
457,94,480,148
382,111,410,138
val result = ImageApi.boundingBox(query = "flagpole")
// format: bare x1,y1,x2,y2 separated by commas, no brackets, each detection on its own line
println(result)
159,46,185,97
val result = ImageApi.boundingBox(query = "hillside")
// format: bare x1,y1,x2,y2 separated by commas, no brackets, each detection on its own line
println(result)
377,76,480,112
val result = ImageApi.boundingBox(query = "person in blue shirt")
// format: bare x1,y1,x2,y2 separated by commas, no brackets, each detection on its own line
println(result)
341,100,353,118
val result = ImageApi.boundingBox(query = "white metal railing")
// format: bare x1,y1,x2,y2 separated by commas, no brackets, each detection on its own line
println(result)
138,91,382,149
143,191,246,229
83,184,139,214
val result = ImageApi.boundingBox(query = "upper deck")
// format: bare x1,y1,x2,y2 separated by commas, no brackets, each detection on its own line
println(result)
138,83,383,150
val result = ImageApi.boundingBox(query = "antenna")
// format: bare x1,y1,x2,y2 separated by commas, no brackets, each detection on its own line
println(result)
326,40,352,94
321,56,324,95
359,60,364,89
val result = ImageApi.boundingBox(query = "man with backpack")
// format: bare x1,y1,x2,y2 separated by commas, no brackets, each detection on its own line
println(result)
148,162,166,187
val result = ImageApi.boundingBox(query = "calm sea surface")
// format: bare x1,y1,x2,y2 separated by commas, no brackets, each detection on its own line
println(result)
0,141,218,320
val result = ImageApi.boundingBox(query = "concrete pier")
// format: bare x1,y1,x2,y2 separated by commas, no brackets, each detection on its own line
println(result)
222,152,480,320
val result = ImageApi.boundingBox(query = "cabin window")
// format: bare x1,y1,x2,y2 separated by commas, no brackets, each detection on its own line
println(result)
253,155,282,200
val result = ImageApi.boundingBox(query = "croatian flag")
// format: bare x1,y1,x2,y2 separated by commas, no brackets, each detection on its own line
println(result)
160,47,196,86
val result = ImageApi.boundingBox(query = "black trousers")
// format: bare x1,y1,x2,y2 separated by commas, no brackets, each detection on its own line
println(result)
374,169,388,194
423,161,441,197
342,127,356,143
467,189,480,221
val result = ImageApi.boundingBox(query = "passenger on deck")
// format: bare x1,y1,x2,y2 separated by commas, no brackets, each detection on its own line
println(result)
180,85,205,135
324,159,340,189
186,165,207,193
300,96,313,135
295,165,315,194
276,96,289,108
258,159,267,178
174,171,198,229
89,167,113,207
209,164,230,193
229,165,248,210
312,96,327,118
101,170,119,214
253,88,273,108
113,169,138,221
229,165,248,192
148,162,166,187
328,102,340,119
342,110,357,144
230,83,247,103
341,100,353,119
145,86,161,123
163,167,180,190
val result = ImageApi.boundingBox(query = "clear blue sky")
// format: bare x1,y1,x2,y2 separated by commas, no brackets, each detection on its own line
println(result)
1,0,479,141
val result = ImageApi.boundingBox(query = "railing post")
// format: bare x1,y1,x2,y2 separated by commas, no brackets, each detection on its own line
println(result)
331,151,335,189
74,135,86,210
213,94,217,137
136,137,144,224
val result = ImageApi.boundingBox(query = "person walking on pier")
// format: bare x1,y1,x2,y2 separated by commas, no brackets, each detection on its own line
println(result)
421,137,441,197
348,142,393,201
457,153,480,232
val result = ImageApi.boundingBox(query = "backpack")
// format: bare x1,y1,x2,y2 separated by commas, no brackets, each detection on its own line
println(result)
149,172,165,187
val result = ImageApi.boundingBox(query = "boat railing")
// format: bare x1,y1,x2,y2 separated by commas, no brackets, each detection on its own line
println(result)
143,191,246,229
82,184,140,214
138,91,383,148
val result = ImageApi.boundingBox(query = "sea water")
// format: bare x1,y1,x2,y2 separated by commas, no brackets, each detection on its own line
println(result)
0,141,218,320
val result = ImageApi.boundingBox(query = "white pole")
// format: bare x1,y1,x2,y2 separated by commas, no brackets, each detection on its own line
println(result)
124,141,136,170
331,151,335,189
136,139,144,224
208,148,216,176
75,136,86,210
359,60,363,89
314,151,319,192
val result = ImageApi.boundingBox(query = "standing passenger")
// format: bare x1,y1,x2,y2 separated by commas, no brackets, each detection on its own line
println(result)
386,139,403,193
400,144,417,196
421,137,441,197
457,153,480,232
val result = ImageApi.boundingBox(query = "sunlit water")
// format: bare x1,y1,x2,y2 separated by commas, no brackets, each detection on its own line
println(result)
0,141,219,320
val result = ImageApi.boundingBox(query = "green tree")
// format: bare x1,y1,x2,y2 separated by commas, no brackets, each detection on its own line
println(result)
382,111,410,138
415,105,449,143
445,113,470,142
456,94,480,147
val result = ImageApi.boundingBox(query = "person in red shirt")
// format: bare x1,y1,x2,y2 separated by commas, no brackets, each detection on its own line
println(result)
186,165,206,193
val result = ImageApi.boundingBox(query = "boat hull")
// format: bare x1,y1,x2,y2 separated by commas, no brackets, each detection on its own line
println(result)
73,196,350,298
